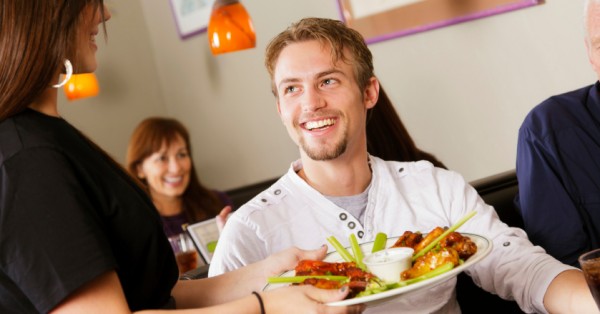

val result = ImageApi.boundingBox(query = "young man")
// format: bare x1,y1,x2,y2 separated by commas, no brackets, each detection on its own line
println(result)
210,17,596,313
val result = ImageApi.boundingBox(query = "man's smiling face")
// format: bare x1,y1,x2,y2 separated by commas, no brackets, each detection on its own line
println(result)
273,40,374,161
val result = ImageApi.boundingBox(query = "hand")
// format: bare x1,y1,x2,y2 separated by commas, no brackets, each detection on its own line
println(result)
216,205,232,233
261,285,365,314
261,245,329,278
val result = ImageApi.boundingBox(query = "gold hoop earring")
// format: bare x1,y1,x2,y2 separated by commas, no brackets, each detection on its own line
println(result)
52,59,73,88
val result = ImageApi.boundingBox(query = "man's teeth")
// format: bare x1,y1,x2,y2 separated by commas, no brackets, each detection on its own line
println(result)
305,119,335,130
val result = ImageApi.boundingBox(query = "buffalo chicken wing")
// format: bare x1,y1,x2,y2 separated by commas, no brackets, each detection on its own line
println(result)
391,228,477,280
294,260,376,298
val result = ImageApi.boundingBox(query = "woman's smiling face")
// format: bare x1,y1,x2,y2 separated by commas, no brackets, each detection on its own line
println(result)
137,135,192,202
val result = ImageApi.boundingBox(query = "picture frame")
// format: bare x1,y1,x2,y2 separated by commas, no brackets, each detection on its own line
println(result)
186,218,221,264
169,0,214,39
336,0,544,44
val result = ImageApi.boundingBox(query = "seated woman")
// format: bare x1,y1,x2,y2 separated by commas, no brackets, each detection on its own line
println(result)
126,117,232,238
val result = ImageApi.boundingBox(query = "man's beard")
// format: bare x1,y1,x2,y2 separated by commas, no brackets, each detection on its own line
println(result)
299,133,348,161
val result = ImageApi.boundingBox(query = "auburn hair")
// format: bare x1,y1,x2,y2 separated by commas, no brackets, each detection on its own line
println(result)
126,117,225,222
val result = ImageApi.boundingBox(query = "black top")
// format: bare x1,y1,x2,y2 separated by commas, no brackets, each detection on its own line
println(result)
0,109,178,313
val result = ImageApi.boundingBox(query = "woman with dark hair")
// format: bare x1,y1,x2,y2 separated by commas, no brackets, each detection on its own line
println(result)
127,117,232,238
0,1,362,313
366,86,446,169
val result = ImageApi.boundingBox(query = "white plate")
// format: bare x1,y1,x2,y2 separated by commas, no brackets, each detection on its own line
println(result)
263,233,492,307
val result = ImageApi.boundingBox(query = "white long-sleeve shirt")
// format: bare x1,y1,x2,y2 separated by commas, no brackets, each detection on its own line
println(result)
210,156,573,313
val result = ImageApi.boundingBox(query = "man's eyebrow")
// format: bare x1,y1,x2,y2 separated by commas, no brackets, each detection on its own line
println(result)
276,69,347,89
316,69,345,78
277,78,301,90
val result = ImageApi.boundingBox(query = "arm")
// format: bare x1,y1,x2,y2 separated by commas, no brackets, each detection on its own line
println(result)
172,246,329,307
48,272,269,314
543,269,598,313
51,250,363,314
516,124,587,266
174,245,365,313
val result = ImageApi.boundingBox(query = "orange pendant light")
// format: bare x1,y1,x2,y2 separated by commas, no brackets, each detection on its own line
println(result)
64,73,100,101
207,0,256,55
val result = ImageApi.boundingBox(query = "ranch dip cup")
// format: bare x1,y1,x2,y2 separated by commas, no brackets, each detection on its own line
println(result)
363,247,414,282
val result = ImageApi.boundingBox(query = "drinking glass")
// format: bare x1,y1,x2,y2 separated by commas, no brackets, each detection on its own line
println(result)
168,233,202,275
579,248,600,309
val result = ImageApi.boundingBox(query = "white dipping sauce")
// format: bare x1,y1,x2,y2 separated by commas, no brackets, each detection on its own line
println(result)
363,247,414,282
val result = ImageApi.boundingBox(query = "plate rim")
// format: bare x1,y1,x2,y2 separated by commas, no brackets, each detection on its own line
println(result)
262,233,492,306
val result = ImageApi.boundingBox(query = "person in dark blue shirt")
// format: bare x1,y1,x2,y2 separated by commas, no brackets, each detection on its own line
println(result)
516,83,600,266
515,0,600,267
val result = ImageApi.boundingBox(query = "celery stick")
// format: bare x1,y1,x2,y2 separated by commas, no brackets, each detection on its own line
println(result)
350,234,366,270
356,282,400,297
267,275,348,284
412,211,477,262
327,236,355,262
397,262,454,287
371,232,387,253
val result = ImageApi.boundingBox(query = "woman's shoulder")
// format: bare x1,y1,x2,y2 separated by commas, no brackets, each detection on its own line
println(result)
0,109,76,163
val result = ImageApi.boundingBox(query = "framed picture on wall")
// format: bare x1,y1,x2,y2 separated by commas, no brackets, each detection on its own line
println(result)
169,0,214,39
336,0,544,44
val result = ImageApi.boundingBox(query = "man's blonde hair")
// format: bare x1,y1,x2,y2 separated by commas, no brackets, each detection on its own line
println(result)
265,17,374,96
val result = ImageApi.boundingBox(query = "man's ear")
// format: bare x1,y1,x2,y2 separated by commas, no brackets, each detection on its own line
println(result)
586,38,592,64
364,77,380,109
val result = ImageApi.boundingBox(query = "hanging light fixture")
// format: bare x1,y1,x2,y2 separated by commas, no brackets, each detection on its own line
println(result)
207,0,256,55
64,73,100,101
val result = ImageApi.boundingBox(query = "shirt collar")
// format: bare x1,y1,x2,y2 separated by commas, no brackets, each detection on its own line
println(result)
588,82,600,126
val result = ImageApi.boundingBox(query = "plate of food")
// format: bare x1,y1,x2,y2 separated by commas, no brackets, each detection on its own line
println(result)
263,212,492,307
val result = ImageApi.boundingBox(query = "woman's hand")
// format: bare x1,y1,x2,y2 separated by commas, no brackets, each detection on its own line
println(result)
261,285,365,314
216,205,232,234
